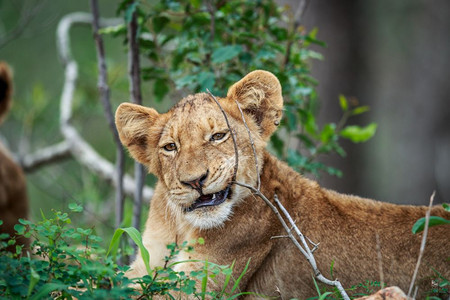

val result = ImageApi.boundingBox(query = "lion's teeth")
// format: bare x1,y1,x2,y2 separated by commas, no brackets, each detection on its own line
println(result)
212,193,216,200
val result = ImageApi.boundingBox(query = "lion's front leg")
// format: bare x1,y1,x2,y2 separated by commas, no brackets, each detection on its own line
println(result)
126,199,176,279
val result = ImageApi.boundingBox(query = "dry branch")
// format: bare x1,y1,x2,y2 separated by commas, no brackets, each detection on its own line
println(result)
234,99,261,190
90,0,126,228
207,89,239,182
407,191,435,298
17,141,71,172
9,12,156,202
126,3,146,233
207,91,350,300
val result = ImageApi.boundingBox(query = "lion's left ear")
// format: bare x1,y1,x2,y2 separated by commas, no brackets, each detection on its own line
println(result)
226,70,283,141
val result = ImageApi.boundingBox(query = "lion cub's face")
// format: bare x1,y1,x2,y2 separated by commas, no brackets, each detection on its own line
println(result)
116,71,283,229
156,94,261,229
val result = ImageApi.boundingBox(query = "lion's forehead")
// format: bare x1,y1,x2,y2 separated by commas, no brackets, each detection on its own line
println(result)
164,94,228,140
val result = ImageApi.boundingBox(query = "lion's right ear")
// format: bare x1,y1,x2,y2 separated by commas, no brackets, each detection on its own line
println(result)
115,103,160,165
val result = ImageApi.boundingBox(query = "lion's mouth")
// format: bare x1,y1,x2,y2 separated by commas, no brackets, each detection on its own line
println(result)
185,185,231,212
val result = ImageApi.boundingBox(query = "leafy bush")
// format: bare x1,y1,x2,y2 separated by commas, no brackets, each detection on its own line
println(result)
106,0,376,177
0,205,250,299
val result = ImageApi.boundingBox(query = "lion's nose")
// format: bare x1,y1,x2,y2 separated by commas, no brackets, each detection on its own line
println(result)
181,171,209,192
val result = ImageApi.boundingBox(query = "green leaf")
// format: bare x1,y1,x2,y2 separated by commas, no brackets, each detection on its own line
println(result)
154,78,169,102
325,166,343,178
303,27,327,47
107,227,152,275
197,237,205,245
443,203,450,212
29,283,67,300
318,292,333,300
14,224,26,235
220,260,235,296
0,220,3,226
351,105,370,116
68,203,83,213
201,260,208,299
124,2,139,23
340,123,377,143
285,108,297,131
27,265,40,298
270,133,284,158
329,259,335,278
412,216,450,234
153,16,170,33
98,24,126,36
304,111,318,136
197,71,215,92
212,45,243,64
320,123,336,143
339,94,348,111
190,0,201,8
231,258,250,294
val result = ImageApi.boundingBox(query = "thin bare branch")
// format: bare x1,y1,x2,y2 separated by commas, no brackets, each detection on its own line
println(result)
407,191,435,298
207,89,239,182
234,99,261,190
126,2,146,234
293,0,310,27
90,0,126,229
18,141,71,172
271,235,290,239
56,12,153,200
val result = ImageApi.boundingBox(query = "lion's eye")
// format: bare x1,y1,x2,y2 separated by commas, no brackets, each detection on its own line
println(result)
210,132,227,141
163,143,177,151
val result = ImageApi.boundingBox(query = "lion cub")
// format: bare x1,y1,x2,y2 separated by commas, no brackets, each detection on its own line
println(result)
115,70,449,299
0,62,29,253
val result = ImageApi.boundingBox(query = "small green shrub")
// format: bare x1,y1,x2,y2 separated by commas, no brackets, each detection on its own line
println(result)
106,0,376,178
0,205,251,299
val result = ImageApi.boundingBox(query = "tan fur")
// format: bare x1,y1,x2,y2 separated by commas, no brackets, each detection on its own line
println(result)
0,62,29,252
115,70,450,299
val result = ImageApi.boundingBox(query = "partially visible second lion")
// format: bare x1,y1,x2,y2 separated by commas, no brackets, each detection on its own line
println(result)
115,70,450,299
0,62,29,253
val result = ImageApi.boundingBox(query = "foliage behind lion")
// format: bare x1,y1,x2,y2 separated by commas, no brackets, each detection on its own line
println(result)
115,70,450,299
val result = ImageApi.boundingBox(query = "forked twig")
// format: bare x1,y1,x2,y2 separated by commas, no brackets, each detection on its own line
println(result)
56,12,153,200
407,191,435,298
208,90,349,300
273,195,348,298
